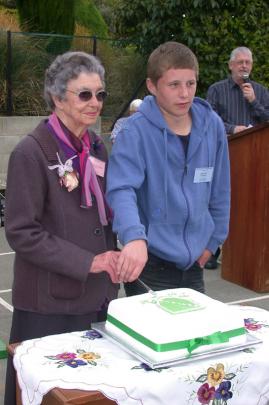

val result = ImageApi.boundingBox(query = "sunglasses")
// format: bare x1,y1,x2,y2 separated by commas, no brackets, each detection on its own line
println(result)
66,89,107,102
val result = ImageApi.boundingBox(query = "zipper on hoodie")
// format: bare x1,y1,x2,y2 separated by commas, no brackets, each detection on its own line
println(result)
181,161,192,269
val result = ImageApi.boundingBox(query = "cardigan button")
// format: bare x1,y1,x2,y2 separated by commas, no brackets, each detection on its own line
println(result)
93,228,102,236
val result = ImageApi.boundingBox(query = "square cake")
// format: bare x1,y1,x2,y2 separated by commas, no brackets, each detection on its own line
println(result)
105,288,246,363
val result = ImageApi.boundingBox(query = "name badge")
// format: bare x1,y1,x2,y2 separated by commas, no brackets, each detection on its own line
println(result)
194,167,214,183
89,156,105,177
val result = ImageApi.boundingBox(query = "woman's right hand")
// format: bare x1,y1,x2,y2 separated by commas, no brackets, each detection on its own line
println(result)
90,251,120,283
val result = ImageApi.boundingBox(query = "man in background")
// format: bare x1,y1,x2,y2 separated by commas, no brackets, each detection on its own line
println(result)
110,99,143,144
205,46,269,269
207,46,269,135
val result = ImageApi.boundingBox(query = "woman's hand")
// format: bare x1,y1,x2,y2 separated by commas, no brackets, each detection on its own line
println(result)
90,251,121,283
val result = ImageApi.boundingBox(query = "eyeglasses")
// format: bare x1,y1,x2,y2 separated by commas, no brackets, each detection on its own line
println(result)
235,60,252,66
66,89,107,102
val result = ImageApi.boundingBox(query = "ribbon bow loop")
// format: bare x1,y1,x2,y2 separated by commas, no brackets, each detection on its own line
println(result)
187,331,229,354
48,152,77,177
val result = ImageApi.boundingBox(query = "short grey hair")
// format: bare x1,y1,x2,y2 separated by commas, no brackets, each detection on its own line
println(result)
229,47,253,62
44,51,105,111
129,99,143,112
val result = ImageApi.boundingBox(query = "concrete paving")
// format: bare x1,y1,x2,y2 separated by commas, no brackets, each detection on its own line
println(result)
1,226,269,403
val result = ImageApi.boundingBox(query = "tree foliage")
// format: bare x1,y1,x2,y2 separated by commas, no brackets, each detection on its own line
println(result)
112,0,269,96
0,0,16,8
93,0,117,32
75,0,108,38
16,0,75,54
16,0,75,35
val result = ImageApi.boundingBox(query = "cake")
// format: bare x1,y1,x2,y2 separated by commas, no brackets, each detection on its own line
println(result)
105,288,246,364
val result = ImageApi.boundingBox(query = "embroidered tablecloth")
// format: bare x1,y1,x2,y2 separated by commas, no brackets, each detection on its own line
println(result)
13,305,269,405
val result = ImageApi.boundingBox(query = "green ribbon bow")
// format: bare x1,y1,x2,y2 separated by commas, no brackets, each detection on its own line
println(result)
107,314,245,354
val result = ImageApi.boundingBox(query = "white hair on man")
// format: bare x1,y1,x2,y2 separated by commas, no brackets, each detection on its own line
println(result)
129,99,143,113
229,47,252,62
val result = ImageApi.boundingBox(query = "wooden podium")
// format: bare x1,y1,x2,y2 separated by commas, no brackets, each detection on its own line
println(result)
222,123,269,292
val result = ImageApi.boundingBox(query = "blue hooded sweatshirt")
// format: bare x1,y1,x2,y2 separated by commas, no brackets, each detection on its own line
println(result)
107,95,230,270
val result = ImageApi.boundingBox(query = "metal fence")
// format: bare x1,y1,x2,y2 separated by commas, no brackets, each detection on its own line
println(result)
0,30,147,132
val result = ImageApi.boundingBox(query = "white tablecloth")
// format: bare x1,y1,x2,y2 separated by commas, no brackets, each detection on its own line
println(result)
14,305,269,405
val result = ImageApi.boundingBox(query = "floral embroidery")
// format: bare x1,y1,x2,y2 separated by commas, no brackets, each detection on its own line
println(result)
65,359,87,368
244,317,269,331
78,352,101,361
195,363,235,404
45,349,101,368
242,347,257,354
82,329,103,340
215,381,233,401
207,364,225,386
55,352,76,361
131,362,168,372
197,383,215,404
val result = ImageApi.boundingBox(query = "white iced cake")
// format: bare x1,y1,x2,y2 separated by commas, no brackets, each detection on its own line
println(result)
105,288,246,363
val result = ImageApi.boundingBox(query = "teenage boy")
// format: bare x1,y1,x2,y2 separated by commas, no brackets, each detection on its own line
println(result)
107,41,230,295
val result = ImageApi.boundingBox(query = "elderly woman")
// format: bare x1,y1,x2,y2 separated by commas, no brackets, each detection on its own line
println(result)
4,51,119,405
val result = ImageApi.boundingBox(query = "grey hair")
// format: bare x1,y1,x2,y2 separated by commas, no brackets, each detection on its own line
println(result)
229,47,253,62
129,99,143,112
44,51,105,110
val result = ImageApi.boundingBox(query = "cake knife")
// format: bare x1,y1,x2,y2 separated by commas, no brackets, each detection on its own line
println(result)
136,278,156,296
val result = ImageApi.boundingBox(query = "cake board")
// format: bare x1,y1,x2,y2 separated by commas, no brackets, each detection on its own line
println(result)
92,322,262,369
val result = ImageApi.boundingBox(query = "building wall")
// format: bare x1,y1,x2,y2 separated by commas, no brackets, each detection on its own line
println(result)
0,116,102,189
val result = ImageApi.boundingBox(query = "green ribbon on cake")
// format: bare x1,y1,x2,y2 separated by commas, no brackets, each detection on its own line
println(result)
107,314,245,354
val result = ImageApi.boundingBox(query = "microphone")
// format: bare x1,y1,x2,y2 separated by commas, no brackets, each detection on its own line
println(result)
242,73,250,83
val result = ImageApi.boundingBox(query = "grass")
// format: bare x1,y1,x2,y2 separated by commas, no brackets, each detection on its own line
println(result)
0,5,20,30
0,5,146,124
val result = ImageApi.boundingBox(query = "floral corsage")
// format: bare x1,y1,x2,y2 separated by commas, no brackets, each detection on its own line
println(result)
48,152,79,192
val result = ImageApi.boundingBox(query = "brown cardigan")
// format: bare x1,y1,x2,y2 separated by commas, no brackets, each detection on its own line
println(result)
5,120,118,315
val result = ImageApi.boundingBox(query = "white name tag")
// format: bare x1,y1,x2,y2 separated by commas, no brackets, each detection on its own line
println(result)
194,167,214,183
89,156,105,177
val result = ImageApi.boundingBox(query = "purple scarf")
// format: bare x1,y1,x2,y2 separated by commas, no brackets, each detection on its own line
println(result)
48,112,108,226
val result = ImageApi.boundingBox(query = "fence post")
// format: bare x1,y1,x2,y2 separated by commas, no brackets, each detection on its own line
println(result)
6,30,13,116
92,36,97,56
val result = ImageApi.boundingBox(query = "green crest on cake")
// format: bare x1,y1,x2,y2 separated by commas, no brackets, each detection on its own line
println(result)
157,296,204,314
142,292,205,314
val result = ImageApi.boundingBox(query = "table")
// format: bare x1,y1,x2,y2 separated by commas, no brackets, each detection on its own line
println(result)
9,344,116,405
11,306,269,405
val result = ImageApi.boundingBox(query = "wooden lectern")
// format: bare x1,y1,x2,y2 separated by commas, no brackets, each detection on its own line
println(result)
222,123,269,292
